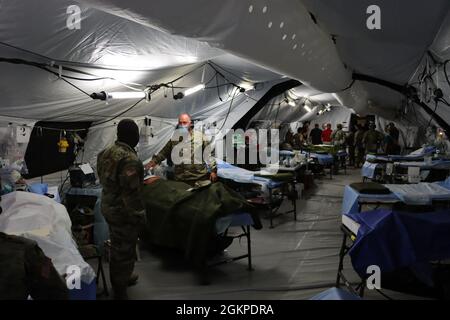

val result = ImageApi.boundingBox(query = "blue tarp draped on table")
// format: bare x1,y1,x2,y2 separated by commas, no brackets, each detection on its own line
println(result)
341,185,397,215
346,209,450,280
361,162,381,179
68,280,97,300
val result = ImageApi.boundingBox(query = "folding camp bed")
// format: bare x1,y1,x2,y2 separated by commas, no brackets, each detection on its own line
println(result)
338,179,450,297
277,155,312,186
217,159,298,228
304,144,348,175
362,146,438,182
65,186,109,254
390,159,450,183
281,150,335,179
363,159,450,184
209,212,255,270
342,180,450,216
337,208,450,299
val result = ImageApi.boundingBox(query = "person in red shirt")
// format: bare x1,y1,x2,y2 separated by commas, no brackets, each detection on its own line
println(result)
322,123,333,143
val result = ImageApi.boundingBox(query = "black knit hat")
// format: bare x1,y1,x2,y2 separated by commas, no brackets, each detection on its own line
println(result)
117,119,139,148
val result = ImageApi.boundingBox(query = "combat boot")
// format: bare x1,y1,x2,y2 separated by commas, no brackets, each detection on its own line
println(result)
128,273,139,286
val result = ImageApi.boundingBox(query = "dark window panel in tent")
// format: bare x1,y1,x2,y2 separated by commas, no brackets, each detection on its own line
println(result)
24,121,91,178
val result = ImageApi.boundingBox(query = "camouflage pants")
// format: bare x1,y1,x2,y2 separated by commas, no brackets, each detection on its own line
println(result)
355,146,365,167
107,222,140,294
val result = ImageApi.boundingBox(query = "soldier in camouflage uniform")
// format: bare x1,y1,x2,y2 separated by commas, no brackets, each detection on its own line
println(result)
0,232,69,300
97,119,145,300
331,123,346,147
146,113,217,186
363,123,384,154
354,125,366,168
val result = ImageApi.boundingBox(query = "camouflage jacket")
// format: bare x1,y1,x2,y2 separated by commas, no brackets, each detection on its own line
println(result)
97,141,145,225
331,129,346,146
363,130,384,152
0,232,68,300
152,130,217,183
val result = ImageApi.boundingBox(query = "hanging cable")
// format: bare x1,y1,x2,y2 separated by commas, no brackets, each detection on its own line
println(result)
340,78,356,92
444,60,450,89
208,61,249,83
218,87,239,132
426,99,439,128
92,98,146,127
215,72,223,101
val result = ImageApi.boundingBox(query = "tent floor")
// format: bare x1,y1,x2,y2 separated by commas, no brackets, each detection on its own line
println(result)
94,168,432,300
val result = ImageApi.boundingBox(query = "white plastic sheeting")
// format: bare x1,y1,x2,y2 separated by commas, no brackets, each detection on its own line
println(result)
0,191,96,283
0,122,34,169
373,116,420,149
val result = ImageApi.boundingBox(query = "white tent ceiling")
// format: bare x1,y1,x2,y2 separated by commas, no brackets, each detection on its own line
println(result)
0,0,449,169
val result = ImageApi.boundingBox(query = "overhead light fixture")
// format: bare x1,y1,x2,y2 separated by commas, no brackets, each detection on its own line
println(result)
184,84,205,96
106,91,147,99
288,101,296,107
90,90,150,101
239,83,254,91
304,105,312,113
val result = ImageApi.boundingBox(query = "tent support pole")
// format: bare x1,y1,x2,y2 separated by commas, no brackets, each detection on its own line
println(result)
232,79,302,130
353,73,450,136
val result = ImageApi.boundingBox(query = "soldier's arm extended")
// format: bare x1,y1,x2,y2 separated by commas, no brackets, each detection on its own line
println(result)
118,159,146,223
151,139,173,165
362,132,368,144
26,243,69,300
203,136,217,173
